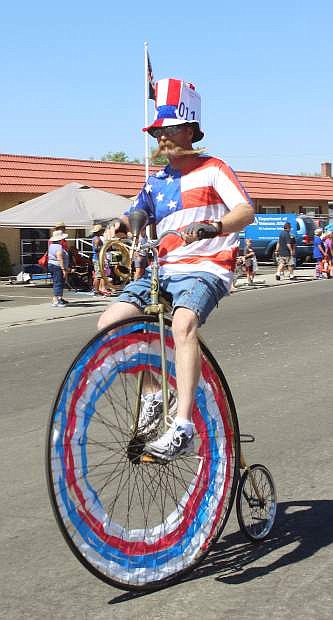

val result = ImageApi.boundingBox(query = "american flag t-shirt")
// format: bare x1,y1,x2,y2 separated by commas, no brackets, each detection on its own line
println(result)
128,156,253,290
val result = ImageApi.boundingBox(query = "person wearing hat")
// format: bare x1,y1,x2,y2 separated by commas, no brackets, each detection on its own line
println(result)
90,224,107,295
98,77,255,460
48,230,70,307
48,222,69,251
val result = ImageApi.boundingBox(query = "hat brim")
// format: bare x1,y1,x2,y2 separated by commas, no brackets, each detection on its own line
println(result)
89,226,105,235
143,119,204,143
50,233,68,241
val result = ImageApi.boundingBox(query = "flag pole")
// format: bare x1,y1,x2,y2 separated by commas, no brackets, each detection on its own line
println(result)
144,41,149,181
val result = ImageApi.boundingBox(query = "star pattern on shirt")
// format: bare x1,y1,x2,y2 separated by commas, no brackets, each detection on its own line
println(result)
145,183,152,193
168,200,177,210
156,192,164,202
166,175,174,184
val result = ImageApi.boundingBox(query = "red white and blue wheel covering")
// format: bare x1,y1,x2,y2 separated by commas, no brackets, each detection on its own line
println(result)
50,322,234,587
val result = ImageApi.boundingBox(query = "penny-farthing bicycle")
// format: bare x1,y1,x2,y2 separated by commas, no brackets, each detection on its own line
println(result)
46,210,277,592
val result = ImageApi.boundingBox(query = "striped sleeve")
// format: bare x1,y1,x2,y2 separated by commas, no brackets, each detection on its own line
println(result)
214,161,253,210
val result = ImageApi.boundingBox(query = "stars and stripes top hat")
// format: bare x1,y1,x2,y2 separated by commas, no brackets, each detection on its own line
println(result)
143,78,204,142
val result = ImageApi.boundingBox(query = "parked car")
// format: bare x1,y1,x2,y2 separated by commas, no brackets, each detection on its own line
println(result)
240,215,316,264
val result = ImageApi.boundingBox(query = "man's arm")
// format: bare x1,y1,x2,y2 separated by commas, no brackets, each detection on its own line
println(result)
214,202,255,234
183,201,254,244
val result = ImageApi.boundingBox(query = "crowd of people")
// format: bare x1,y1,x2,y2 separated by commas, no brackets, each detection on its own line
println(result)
46,219,150,306
46,217,333,307
231,222,333,292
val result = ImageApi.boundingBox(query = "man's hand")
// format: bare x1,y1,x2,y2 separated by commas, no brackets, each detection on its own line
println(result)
182,222,219,244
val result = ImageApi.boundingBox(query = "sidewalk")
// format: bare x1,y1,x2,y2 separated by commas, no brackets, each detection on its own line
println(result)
0,267,315,331
232,266,314,292
0,290,111,331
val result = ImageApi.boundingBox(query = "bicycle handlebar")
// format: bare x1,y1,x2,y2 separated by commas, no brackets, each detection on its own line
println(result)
139,230,183,251
138,227,216,251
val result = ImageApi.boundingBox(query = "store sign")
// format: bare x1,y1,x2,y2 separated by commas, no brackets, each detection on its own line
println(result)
245,213,297,240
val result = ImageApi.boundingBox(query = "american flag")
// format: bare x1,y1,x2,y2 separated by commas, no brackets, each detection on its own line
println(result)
147,51,155,100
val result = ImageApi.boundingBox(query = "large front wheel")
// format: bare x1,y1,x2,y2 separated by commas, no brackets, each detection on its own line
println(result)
46,316,240,591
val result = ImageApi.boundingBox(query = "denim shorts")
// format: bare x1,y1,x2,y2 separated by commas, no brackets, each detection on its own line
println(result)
118,271,227,326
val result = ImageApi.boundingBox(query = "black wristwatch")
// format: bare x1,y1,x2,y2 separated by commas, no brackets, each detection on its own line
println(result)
213,220,223,234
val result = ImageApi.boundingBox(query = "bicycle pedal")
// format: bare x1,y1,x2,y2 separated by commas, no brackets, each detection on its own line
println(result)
141,454,167,465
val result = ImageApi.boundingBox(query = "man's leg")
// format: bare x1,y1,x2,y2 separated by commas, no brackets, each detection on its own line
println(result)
142,307,198,460
172,307,201,422
288,255,295,278
276,257,286,280
97,300,141,331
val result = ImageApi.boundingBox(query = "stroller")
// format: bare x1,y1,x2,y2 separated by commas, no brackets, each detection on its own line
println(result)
66,248,93,292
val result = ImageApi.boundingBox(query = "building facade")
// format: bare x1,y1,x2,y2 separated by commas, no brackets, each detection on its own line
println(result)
0,153,332,268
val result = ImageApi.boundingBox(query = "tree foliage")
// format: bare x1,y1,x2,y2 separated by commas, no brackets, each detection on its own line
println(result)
101,151,129,162
100,149,168,166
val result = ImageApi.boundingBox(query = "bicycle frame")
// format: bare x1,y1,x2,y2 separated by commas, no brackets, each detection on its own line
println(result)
129,230,266,504
130,233,178,435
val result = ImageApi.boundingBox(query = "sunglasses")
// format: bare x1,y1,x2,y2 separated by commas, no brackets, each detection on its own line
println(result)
150,125,187,139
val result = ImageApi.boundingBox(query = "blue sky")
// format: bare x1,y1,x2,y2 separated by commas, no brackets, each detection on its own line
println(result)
1,1,332,174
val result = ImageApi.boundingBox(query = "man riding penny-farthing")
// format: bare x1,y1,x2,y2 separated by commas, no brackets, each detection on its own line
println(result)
47,78,277,592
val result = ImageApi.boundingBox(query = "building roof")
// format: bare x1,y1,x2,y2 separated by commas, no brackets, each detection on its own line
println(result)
0,153,149,197
238,170,333,201
1,152,333,202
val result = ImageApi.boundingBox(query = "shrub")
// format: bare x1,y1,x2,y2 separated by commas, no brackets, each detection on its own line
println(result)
0,242,12,276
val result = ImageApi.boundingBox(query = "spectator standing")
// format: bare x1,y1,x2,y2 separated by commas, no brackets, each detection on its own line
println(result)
90,224,106,295
275,222,295,281
243,238,256,285
323,231,333,278
313,228,326,279
48,230,70,307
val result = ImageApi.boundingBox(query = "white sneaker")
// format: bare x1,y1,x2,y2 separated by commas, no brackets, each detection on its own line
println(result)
136,392,177,439
144,421,194,461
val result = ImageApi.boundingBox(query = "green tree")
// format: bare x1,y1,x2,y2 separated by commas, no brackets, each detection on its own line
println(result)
100,151,144,164
101,151,129,162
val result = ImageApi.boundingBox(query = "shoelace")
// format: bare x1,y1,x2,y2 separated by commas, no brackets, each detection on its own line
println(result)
141,396,175,428
166,427,191,450
170,429,184,449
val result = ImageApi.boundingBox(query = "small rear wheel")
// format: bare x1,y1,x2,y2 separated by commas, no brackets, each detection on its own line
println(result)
236,464,277,542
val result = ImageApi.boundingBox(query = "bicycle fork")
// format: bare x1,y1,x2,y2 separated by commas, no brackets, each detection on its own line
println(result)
132,256,170,434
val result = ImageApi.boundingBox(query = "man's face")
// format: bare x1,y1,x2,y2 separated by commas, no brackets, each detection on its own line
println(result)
151,124,194,159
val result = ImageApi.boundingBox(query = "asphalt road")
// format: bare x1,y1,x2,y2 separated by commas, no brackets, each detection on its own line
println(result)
0,279,332,620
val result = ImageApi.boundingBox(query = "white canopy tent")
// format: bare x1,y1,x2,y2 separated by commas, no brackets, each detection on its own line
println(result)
0,182,132,229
